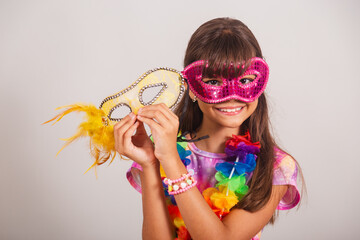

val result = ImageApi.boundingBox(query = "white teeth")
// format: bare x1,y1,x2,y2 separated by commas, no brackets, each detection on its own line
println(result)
218,107,242,112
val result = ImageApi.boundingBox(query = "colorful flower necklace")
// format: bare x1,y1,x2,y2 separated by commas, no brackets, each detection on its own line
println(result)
161,133,261,240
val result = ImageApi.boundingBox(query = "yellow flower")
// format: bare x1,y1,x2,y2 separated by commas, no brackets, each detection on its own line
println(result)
160,164,166,178
208,187,239,212
174,217,185,228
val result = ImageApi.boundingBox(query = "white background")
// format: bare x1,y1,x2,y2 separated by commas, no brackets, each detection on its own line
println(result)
1,0,359,239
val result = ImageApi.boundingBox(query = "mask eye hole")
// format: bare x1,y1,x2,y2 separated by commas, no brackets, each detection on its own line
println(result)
108,103,132,121
239,74,256,85
202,78,223,86
139,83,167,105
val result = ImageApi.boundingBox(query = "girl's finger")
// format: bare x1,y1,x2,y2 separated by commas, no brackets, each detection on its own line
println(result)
137,115,162,133
159,103,178,120
141,103,178,124
114,113,137,135
114,113,137,152
139,103,178,123
139,104,170,118
153,103,179,129
113,113,134,131
123,121,139,149
137,109,168,127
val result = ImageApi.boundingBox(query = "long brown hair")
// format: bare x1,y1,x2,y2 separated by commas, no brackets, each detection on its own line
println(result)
175,17,303,223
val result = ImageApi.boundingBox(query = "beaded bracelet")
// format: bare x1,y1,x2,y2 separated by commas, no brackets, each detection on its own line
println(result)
163,171,197,195
169,179,197,195
163,172,191,186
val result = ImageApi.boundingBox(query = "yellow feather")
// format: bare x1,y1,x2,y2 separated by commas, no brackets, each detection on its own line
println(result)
56,129,86,156
44,103,117,173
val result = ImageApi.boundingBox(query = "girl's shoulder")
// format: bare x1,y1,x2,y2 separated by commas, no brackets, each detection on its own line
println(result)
274,147,296,170
273,147,301,210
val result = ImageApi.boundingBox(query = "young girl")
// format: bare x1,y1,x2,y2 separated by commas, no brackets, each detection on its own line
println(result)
114,18,301,240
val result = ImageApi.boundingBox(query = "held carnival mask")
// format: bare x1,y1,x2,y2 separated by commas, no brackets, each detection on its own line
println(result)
45,58,269,172
99,68,185,123
44,68,185,172
182,57,269,103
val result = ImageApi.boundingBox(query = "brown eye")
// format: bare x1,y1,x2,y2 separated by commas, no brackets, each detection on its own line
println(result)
203,79,222,86
240,75,256,85
239,78,253,85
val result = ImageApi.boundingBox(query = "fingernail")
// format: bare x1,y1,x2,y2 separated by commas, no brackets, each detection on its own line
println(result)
129,113,135,119
138,108,142,113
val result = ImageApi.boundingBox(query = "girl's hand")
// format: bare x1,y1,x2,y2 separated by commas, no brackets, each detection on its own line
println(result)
114,113,157,168
136,103,179,163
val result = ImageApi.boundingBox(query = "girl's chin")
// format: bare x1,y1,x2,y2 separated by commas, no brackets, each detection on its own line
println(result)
216,119,245,129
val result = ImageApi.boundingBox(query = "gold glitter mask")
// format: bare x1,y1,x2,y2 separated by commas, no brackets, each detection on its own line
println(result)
100,67,185,125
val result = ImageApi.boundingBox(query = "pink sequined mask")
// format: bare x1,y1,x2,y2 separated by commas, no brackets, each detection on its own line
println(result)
182,57,269,103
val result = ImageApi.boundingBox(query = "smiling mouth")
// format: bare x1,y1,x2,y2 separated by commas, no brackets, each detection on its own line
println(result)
215,106,244,115
217,107,243,112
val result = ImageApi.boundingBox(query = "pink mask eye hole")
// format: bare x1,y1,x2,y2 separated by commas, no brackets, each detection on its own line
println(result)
239,75,256,85
202,78,223,86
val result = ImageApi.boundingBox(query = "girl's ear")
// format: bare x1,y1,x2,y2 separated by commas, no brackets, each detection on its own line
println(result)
183,81,188,91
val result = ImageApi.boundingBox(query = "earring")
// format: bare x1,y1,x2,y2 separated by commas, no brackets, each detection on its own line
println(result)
192,96,197,102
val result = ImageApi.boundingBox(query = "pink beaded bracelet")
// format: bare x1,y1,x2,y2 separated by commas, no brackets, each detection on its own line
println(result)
169,180,197,195
163,172,191,186
162,170,197,195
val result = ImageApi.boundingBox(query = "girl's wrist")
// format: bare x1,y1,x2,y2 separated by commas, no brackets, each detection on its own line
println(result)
159,155,188,180
140,158,160,171
157,153,180,167
155,146,179,163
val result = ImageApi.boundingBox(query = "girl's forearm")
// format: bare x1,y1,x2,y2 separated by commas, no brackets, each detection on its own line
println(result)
140,162,174,240
160,158,228,240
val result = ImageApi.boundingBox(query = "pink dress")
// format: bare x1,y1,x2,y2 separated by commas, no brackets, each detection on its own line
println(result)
127,141,300,239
